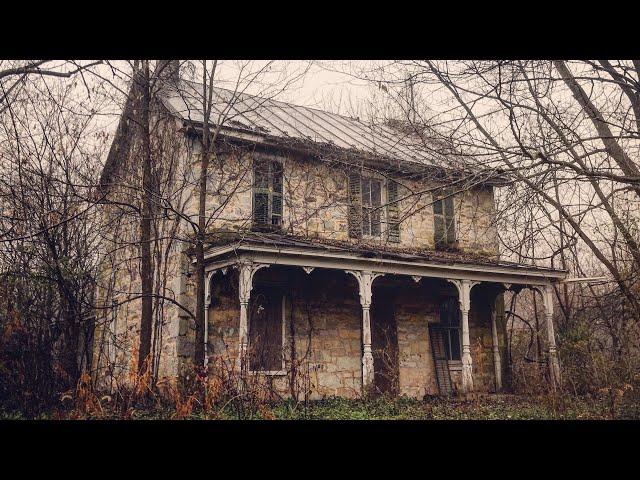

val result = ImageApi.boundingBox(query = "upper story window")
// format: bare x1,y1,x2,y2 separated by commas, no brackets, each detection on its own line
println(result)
348,172,400,242
433,190,456,250
361,176,382,237
252,158,283,230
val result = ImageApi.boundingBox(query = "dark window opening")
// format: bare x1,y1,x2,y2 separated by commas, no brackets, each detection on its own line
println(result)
439,296,461,361
252,159,283,230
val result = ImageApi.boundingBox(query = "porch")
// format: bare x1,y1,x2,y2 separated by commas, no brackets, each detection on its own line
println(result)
200,234,567,397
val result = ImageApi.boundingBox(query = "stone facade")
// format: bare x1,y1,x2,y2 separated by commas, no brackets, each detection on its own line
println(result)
199,267,500,399
92,113,503,398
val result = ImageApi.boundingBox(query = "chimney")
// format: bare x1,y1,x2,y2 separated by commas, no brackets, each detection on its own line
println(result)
156,60,180,86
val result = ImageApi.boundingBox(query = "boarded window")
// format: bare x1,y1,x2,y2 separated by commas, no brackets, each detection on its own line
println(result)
439,296,461,361
249,287,284,372
386,180,400,243
434,190,456,250
252,159,283,230
348,172,382,239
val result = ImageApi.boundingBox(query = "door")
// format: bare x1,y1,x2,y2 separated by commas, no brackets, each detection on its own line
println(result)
371,289,399,395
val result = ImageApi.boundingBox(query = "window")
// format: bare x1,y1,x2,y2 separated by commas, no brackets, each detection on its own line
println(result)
439,296,461,361
433,190,456,250
348,172,398,240
362,177,382,237
252,159,283,230
248,287,285,373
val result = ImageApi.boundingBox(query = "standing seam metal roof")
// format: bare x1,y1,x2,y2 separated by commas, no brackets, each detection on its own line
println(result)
159,80,470,171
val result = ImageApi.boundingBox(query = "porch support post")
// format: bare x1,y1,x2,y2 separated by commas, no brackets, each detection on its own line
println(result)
237,262,268,371
346,270,383,392
539,284,561,390
490,308,502,391
448,279,479,394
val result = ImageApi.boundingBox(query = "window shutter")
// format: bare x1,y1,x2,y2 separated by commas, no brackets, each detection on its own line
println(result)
253,192,269,225
348,172,362,239
387,180,400,243
271,161,283,227
434,214,446,250
371,179,381,237
444,196,456,245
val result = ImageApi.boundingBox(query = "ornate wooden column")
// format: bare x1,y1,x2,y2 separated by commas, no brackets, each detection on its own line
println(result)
237,262,268,370
539,284,561,390
346,270,384,392
448,279,479,394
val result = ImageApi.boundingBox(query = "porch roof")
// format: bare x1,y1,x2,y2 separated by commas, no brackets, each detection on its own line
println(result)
200,231,568,286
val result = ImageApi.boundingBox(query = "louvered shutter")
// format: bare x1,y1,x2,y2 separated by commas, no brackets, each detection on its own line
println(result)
387,180,400,243
444,196,456,245
348,172,362,239
370,179,381,236
271,161,283,227
253,160,270,227
434,214,446,250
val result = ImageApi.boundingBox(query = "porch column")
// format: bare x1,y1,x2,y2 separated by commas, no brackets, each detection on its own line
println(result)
490,308,502,391
237,262,268,371
346,270,383,392
540,284,561,390
448,279,479,394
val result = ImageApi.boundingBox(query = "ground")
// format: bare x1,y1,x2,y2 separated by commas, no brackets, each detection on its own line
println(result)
2,393,638,420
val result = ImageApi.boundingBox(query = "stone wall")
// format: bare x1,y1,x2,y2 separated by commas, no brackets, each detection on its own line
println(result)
204,268,499,400
93,125,501,395
199,148,499,256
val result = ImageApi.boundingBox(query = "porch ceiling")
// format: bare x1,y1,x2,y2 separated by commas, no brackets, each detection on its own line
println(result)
198,231,567,287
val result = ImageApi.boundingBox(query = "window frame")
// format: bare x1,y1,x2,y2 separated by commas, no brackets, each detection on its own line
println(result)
348,172,387,240
361,176,383,238
248,292,287,376
251,157,284,231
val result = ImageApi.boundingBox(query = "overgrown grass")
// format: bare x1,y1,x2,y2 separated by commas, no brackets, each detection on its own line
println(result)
3,393,638,420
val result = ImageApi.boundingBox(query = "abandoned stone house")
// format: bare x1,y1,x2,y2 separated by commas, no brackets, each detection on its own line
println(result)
93,62,567,399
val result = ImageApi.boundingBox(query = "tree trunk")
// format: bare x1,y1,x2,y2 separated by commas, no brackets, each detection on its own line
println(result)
138,60,154,376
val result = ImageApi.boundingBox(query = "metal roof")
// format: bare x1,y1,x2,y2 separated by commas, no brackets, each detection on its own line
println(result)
159,80,473,172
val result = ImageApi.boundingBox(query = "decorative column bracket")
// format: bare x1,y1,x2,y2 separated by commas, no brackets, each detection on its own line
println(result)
447,279,480,394
346,270,385,392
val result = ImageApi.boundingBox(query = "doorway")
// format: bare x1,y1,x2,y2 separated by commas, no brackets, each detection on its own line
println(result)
371,288,399,395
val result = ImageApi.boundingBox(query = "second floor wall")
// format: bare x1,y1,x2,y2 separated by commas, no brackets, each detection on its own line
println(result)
186,143,499,256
